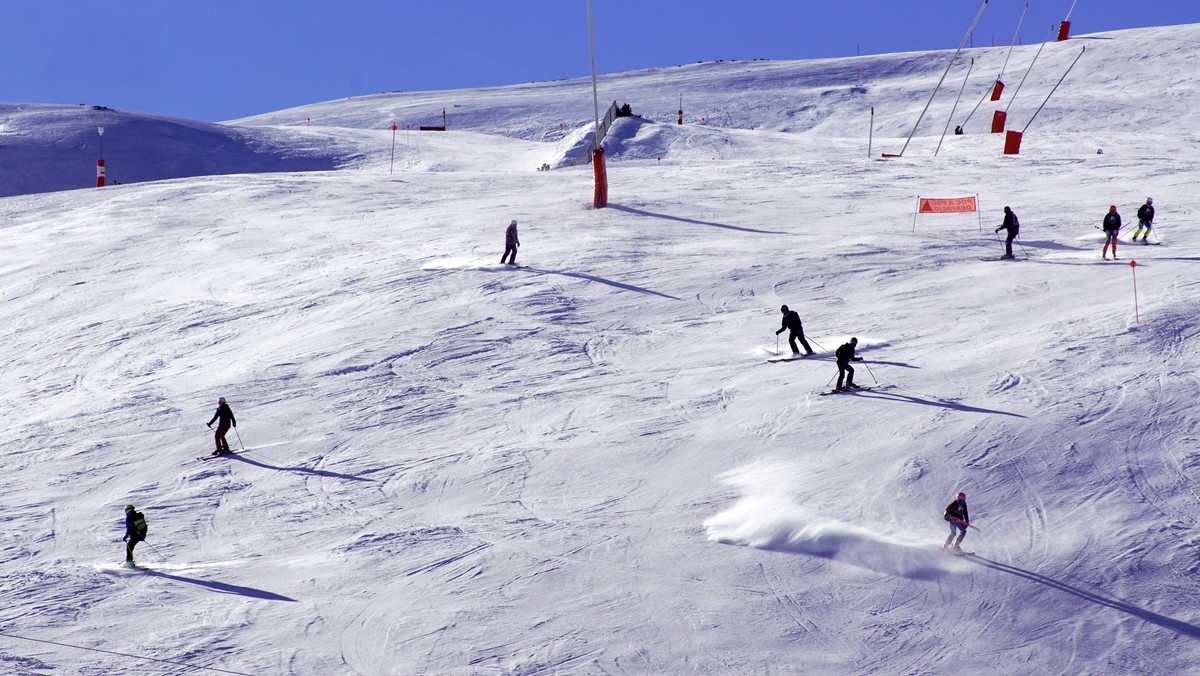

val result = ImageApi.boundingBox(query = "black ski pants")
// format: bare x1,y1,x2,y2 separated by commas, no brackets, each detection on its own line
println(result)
126,535,143,562
787,330,813,355
837,361,855,389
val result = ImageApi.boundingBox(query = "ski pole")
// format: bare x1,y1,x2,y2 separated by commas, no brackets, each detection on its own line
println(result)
1015,235,1030,258
146,542,168,561
861,360,879,384
955,518,980,532
776,334,780,356
808,337,827,353
234,428,245,451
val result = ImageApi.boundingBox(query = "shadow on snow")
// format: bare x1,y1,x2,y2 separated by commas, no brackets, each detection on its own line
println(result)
141,569,296,602
968,555,1200,639
609,203,788,235
230,453,374,482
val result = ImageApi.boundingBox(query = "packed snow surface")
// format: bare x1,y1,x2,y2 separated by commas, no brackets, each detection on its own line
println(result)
1,23,1199,675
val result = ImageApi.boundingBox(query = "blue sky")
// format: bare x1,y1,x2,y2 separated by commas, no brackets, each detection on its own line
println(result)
3,1,1196,122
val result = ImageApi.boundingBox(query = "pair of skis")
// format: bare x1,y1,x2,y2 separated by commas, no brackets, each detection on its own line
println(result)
818,385,876,396
196,449,243,461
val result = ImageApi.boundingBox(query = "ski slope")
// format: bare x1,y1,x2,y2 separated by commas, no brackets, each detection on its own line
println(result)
1,23,1199,675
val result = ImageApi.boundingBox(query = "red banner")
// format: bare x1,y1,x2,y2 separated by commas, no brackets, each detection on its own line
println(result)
918,197,977,214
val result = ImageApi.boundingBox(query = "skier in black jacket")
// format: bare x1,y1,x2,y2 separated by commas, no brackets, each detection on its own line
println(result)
1102,205,1122,260
943,492,970,551
500,219,520,265
775,305,814,356
994,206,1019,259
1131,197,1154,243
834,338,863,391
206,396,236,455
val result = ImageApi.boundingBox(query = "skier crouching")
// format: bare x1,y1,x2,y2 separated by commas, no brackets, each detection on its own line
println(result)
943,492,969,551
834,337,863,391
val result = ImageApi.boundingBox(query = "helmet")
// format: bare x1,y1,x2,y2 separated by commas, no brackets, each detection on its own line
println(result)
510,219,517,226
957,492,966,501
218,397,226,404
1109,205,1117,211
1003,206,1011,212
1146,197,1153,204
780,304,789,313
125,504,135,512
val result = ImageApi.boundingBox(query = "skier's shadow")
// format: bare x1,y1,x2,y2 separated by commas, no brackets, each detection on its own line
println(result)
967,555,1200,638
1014,239,1087,252
850,388,1026,418
608,203,788,235
141,569,295,602
521,268,681,300
230,453,374,482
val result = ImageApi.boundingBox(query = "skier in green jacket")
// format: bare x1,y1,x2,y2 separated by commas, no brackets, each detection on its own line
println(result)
123,505,148,564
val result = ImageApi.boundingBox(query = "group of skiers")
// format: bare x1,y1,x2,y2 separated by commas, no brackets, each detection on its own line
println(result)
772,306,864,392
773,305,971,548
992,198,1155,261
120,396,237,565
1102,198,1155,260
119,202,1161,562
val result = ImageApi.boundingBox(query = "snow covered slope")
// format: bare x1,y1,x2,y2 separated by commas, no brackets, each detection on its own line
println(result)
1,23,1199,676
0,104,370,198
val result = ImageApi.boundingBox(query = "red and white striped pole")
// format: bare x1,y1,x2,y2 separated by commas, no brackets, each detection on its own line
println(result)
1130,260,1140,323
389,123,398,175
96,126,106,187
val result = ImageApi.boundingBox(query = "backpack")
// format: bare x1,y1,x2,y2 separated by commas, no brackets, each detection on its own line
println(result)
131,511,148,539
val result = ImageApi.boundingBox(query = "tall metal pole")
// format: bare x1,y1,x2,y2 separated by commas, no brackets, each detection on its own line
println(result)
936,58,974,156
586,0,601,150
895,0,989,157
1064,0,1080,21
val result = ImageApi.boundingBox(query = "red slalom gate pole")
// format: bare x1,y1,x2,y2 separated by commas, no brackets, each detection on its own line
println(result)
1130,260,1140,323
389,124,397,174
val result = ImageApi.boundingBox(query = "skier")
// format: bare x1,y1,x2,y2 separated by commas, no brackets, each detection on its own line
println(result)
500,219,520,265
775,305,815,356
1131,197,1155,244
206,396,236,455
994,206,1019,259
834,337,863,391
1102,205,1122,260
123,504,147,565
943,492,970,551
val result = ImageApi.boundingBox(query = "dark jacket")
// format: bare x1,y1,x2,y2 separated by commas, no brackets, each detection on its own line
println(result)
778,310,802,335
944,499,969,525
835,342,862,365
997,210,1019,235
1137,204,1154,224
505,223,520,247
208,403,236,428
1103,211,1122,233
125,510,147,542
